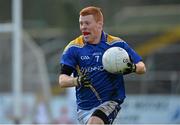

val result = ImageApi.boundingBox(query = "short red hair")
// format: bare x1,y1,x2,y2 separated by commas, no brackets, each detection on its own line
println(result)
79,6,103,22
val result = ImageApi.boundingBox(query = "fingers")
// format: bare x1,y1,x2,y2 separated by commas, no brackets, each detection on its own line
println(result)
80,69,91,77
81,69,85,75
122,62,136,75
81,68,87,75
127,62,132,68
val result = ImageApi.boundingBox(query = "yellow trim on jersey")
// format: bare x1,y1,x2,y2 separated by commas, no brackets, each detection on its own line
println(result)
106,34,122,45
63,35,84,52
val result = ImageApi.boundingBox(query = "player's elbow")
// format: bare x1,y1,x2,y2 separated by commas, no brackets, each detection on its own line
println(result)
136,61,146,74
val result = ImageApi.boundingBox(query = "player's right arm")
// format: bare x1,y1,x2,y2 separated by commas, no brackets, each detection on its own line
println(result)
59,74,77,88
59,64,78,88
59,64,91,88
59,37,90,88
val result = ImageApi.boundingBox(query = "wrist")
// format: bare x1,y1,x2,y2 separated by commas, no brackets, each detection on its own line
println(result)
132,64,136,72
73,77,79,86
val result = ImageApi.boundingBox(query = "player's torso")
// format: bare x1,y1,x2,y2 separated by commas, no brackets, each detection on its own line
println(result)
62,33,127,110
74,40,125,110
77,42,106,72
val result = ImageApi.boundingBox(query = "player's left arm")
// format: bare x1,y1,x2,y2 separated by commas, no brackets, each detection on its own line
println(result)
135,61,146,74
122,60,146,75
119,41,146,75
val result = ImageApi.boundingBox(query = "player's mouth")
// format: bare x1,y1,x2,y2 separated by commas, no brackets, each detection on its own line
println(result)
82,32,90,36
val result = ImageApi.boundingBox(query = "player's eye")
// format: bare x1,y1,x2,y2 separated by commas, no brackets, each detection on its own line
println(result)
85,22,89,25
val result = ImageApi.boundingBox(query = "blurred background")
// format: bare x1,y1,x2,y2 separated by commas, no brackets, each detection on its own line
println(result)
0,0,180,124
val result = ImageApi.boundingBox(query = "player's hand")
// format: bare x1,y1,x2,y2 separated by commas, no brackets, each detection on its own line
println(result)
122,62,136,75
74,69,91,87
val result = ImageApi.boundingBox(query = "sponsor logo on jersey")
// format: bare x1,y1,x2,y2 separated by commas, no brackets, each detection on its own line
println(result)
81,65,104,72
92,52,102,56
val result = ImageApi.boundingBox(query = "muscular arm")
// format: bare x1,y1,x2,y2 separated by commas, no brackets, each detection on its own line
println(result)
59,74,77,88
135,61,146,74
58,64,78,88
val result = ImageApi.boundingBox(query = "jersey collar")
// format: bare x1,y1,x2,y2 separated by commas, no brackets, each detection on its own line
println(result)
100,31,107,43
84,31,107,45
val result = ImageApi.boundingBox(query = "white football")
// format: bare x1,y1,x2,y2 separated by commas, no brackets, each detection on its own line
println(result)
102,47,130,74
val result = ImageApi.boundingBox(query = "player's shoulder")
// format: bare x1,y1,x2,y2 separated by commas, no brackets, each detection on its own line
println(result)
106,34,124,45
64,35,84,51
71,35,85,46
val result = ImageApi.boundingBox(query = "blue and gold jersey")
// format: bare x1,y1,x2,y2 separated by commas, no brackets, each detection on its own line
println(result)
60,32,142,110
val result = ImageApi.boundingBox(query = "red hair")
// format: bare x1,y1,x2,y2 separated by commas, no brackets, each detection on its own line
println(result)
79,6,103,22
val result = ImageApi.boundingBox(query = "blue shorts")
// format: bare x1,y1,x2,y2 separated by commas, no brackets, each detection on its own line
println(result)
77,100,122,124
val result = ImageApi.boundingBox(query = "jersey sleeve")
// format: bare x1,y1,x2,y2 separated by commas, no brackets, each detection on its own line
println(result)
122,41,142,64
60,47,77,69
106,34,142,64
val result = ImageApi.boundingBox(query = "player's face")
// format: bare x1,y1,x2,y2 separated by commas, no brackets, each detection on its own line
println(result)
79,15,102,43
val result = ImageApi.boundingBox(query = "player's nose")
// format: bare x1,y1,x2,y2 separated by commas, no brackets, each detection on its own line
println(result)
81,23,88,30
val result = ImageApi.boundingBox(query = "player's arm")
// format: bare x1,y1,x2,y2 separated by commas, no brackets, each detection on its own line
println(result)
135,61,146,74
59,64,78,88
123,61,146,75
124,56,146,75
121,41,146,75
59,74,77,88
59,64,91,88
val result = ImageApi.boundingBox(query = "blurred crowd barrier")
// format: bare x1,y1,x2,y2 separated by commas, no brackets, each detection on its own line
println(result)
115,95,180,124
0,93,180,124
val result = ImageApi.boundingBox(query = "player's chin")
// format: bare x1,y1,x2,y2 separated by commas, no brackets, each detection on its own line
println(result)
83,35,90,41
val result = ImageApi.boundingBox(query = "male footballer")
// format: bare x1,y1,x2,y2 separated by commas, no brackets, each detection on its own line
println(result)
59,6,146,124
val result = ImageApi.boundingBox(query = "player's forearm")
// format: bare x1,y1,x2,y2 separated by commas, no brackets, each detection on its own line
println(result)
59,74,78,88
135,61,146,74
